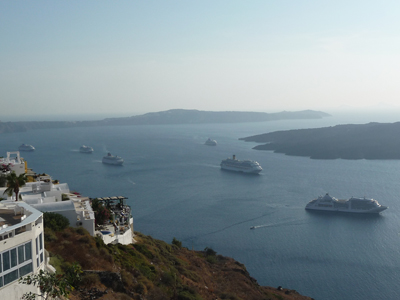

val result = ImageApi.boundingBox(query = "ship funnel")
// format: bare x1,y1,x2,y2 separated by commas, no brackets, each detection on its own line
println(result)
233,155,236,160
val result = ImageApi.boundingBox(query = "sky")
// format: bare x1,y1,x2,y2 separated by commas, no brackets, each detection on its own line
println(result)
2,1,400,119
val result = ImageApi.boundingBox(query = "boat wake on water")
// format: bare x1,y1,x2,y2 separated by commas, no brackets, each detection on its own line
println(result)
183,211,277,242
250,218,308,230
127,178,136,185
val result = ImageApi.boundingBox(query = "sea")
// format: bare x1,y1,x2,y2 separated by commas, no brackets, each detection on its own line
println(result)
2,111,400,300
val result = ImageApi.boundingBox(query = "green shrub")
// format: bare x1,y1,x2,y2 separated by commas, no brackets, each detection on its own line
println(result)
78,236,90,244
206,255,217,264
99,247,109,256
44,228,58,242
49,255,65,273
62,230,72,238
95,236,106,249
44,212,70,231
220,293,240,300
64,262,83,287
134,244,154,259
133,282,147,294
172,237,182,248
0,174,6,188
91,198,111,225
204,247,217,256
76,227,88,236
161,271,176,285
177,286,202,300
121,269,135,287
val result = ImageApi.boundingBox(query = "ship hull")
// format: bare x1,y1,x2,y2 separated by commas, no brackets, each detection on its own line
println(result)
305,206,387,213
102,159,123,165
220,165,262,174
305,194,388,214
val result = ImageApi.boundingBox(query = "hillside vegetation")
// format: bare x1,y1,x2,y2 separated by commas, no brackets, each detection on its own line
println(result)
44,227,313,300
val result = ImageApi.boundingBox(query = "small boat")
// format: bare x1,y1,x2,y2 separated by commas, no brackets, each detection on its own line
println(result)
18,144,35,151
102,153,124,165
80,145,94,153
205,138,217,146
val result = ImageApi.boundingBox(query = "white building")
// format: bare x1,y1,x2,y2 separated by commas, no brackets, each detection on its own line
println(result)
0,202,51,298
0,151,136,298
1,151,133,245
94,197,135,245
0,151,27,176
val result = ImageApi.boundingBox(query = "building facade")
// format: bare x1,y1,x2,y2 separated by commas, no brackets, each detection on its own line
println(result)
0,202,47,298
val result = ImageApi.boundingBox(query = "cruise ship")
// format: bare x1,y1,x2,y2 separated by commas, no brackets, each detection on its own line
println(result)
80,145,94,153
205,138,217,146
305,193,388,213
220,155,262,174
102,153,124,165
18,144,35,151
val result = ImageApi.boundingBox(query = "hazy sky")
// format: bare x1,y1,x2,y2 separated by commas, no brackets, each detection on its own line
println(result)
2,1,400,118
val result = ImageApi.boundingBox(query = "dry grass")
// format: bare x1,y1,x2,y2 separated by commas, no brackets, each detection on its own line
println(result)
46,229,313,300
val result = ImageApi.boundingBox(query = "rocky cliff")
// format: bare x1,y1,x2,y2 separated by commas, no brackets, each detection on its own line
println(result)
45,227,312,300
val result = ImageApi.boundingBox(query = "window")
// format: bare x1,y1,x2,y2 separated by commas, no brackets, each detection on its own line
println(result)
18,245,24,264
19,263,32,277
0,241,34,287
25,242,32,260
3,269,18,285
36,235,44,267
3,251,10,271
39,233,43,263
39,233,43,250
10,249,17,268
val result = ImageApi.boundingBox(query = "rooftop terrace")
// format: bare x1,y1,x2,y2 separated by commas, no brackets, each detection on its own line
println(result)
0,208,24,227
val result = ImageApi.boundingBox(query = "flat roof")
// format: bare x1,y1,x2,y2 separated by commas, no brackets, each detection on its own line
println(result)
32,200,75,212
0,209,23,227
0,202,43,235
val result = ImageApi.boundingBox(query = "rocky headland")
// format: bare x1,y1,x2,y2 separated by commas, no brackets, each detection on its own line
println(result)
0,109,329,134
46,228,312,300
240,122,400,159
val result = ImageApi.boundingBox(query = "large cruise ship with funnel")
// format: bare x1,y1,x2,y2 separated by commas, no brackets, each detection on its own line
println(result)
306,193,387,213
220,155,262,174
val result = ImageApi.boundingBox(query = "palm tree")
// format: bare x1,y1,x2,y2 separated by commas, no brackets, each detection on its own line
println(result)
3,171,27,201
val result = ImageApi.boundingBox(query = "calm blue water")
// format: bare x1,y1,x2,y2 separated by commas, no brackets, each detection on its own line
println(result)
2,112,400,300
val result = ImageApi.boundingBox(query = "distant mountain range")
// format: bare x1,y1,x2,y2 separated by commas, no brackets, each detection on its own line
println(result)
0,109,330,134
240,122,400,159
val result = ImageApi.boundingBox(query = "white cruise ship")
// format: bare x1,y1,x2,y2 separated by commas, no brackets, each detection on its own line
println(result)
305,193,387,213
102,153,124,165
205,138,217,146
80,145,94,153
220,155,262,174
18,144,35,151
